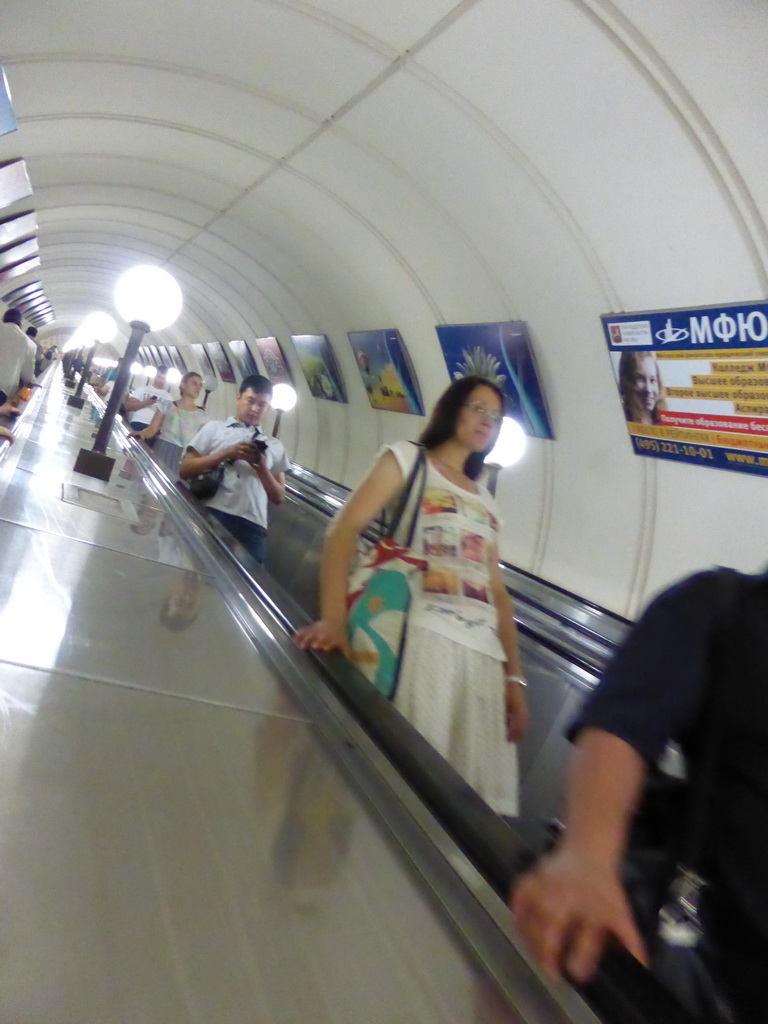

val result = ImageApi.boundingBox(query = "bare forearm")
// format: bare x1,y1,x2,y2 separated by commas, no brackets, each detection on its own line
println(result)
256,466,285,504
319,521,359,624
495,587,523,676
562,729,647,869
179,449,228,479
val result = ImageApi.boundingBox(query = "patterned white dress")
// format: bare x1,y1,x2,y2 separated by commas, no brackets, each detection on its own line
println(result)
385,441,519,816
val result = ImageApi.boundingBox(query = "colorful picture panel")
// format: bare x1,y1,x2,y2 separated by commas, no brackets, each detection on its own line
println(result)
228,339,259,380
205,341,236,384
292,334,346,402
603,300,768,477
191,343,215,377
347,329,423,414
435,321,554,439
254,336,292,385
167,346,187,372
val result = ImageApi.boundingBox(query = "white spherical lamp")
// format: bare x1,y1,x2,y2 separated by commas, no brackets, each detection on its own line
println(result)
486,416,527,468
270,382,296,437
484,416,526,496
81,311,117,345
165,367,182,386
114,265,182,332
271,382,297,412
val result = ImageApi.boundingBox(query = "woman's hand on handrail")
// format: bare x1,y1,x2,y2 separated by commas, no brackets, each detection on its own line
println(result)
293,618,350,657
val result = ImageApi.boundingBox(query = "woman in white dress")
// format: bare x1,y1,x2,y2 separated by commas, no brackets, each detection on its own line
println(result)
295,375,527,815
130,371,208,478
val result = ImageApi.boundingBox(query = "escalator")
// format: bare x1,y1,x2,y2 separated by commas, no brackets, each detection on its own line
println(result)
0,369,694,1023
127,399,693,1024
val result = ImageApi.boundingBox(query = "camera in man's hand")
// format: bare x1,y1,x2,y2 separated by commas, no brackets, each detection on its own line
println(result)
240,432,267,467
251,432,268,456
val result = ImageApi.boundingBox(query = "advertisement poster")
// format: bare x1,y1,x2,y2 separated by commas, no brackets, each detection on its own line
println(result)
292,334,346,402
254,336,292,385
167,346,187,372
435,321,554,439
191,343,215,378
347,329,423,414
603,301,768,476
156,345,172,368
205,341,236,384
228,339,258,380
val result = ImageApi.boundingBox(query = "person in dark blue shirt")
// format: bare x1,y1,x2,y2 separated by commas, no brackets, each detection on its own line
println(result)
511,569,768,1022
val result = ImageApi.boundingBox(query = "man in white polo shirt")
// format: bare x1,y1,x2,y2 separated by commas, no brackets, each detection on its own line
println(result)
124,365,174,443
180,374,289,564
0,307,37,410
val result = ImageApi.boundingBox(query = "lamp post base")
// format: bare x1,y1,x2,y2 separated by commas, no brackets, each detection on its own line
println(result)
73,448,115,482
67,395,86,410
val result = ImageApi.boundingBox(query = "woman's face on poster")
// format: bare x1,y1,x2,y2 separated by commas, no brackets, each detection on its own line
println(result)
633,354,660,413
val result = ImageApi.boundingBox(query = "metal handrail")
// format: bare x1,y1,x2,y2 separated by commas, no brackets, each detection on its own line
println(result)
96,416,696,1024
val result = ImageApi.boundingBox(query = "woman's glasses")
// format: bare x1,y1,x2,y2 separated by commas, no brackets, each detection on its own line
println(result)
463,401,502,423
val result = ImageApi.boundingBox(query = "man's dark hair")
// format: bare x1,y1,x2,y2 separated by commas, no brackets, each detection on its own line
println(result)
155,364,169,375
239,374,273,396
3,308,22,326
26,326,38,338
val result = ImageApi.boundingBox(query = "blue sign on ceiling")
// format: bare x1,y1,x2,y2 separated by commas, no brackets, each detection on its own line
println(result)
0,67,17,137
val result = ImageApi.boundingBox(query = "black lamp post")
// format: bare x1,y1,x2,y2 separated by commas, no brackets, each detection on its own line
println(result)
64,347,82,387
72,266,183,483
73,320,149,481
67,344,97,410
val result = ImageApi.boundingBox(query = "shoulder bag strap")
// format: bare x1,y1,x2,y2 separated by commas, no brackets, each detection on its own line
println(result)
679,568,743,873
385,443,426,544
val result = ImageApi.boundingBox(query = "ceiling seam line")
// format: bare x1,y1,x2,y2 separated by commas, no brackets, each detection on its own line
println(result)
163,0,486,264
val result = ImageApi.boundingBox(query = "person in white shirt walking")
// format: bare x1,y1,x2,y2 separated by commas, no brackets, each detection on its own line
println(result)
124,365,174,444
0,308,37,413
180,374,289,564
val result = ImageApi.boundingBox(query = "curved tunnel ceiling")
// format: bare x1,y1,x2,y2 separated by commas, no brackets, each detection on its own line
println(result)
3,0,768,615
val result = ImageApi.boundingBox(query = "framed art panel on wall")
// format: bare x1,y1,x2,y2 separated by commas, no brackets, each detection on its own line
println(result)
292,334,346,402
191,343,215,377
347,329,423,414
228,339,259,380
205,341,236,384
156,345,172,368
167,346,187,372
435,321,554,439
254,336,292,385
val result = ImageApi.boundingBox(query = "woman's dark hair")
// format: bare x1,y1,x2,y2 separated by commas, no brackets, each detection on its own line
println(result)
418,375,506,480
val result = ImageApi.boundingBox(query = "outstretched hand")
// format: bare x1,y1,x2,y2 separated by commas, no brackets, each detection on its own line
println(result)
293,618,350,657
510,848,647,983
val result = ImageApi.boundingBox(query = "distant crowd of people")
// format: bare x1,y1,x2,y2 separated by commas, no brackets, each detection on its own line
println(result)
0,306,58,444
